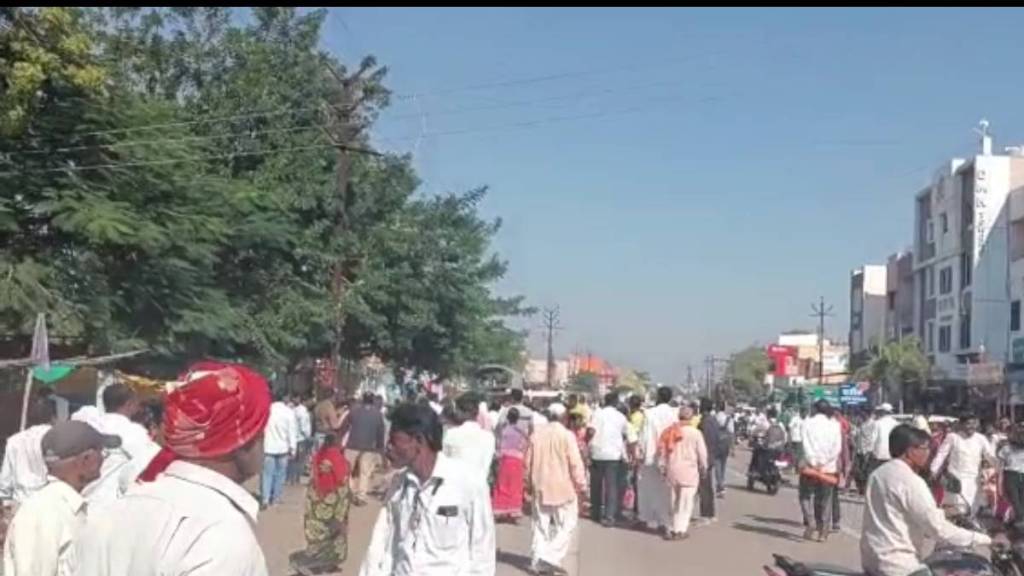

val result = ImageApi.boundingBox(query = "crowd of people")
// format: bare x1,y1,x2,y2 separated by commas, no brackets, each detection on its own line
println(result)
0,361,748,576
5,360,1024,576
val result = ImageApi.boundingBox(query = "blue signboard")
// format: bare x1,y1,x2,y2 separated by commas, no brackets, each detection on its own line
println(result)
839,382,868,406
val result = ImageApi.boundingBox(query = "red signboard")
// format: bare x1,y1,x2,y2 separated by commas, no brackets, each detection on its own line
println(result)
766,345,798,377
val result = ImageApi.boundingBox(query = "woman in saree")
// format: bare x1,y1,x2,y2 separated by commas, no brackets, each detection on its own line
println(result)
289,433,351,576
492,407,530,522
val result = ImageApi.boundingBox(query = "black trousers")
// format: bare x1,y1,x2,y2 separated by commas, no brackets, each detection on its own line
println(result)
798,475,835,531
699,468,716,518
590,459,625,523
1006,470,1024,525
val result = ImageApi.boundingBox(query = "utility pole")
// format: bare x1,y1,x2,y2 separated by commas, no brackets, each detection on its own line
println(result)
811,296,836,386
322,56,387,392
541,306,562,389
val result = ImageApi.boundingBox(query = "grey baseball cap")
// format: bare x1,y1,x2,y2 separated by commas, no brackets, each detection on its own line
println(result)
41,420,121,463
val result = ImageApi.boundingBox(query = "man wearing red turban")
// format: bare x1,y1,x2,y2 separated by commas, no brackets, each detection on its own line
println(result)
77,361,273,576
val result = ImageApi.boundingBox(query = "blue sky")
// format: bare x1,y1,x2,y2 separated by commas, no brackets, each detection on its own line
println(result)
317,8,1024,383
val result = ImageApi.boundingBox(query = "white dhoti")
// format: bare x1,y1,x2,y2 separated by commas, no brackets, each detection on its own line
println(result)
531,498,579,569
637,464,671,529
670,484,698,534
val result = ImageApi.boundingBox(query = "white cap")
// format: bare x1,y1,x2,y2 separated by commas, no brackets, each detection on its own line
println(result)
877,403,894,412
547,402,567,418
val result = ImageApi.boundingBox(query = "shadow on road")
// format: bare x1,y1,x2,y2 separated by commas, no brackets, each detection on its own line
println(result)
747,514,804,528
732,522,805,543
497,549,534,574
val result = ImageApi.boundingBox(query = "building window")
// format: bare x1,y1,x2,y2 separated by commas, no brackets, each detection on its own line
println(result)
960,253,972,288
927,322,935,352
938,325,952,352
1013,301,1022,332
941,213,948,234
959,315,971,349
927,267,936,297
887,291,896,311
939,266,953,295
926,219,934,243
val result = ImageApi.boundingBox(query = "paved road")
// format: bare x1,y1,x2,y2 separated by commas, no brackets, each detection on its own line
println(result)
255,448,863,575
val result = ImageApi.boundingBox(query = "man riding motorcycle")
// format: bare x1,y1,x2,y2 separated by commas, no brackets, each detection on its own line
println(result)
862,424,991,576
748,407,787,493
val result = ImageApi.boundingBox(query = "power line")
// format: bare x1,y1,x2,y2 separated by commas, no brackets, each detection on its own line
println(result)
0,141,381,177
2,124,323,159
4,76,705,161
2,45,739,145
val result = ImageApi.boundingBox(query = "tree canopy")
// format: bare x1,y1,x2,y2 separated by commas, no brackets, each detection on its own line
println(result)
0,7,529,380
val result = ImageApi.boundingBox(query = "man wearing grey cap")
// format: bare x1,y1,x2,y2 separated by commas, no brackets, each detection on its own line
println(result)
2,420,119,576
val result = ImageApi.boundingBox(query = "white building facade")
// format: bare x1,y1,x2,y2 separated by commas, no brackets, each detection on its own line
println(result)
913,126,1024,382
850,265,888,363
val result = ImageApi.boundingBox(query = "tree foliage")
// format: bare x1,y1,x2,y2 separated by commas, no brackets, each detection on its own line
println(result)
855,337,929,407
0,7,528,379
729,346,773,400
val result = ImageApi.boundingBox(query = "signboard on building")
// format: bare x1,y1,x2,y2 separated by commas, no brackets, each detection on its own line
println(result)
810,386,840,407
839,381,870,406
766,345,798,377
966,362,1004,387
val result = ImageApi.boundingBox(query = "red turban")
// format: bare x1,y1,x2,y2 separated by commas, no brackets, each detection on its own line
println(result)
139,361,271,482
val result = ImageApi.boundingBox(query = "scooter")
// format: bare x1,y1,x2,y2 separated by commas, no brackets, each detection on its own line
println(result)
747,437,782,495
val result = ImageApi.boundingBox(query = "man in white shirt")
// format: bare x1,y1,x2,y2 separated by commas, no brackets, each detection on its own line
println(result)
262,391,298,508
360,403,495,576
77,361,272,576
81,384,156,510
4,420,118,576
497,388,535,436
799,400,843,542
443,394,497,487
0,395,56,507
587,392,634,527
862,424,991,576
929,414,997,516
637,387,679,532
788,408,806,465
867,403,898,477
287,395,313,486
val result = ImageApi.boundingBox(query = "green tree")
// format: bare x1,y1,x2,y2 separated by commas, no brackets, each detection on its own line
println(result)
855,337,929,409
729,346,772,400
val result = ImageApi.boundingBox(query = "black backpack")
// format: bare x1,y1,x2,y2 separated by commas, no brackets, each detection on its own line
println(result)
718,415,735,455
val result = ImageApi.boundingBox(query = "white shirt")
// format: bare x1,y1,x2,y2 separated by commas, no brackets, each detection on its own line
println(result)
116,442,162,497
82,412,156,509
264,401,299,456
871,415,899,461
1001,444,1024,474
294,404,312,441
800,414,843,473
359,453,496,576
640,403,678,466
588,406,631,461
443,421,496,486
930,432,996,482
861,459,990,576
0,424,51,505
3,479,87,576
788,416,804,443
76,460,268,576
715,411,735,434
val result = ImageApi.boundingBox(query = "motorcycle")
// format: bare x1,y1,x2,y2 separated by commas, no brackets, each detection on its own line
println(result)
764,491,1024,576
747,437,782,495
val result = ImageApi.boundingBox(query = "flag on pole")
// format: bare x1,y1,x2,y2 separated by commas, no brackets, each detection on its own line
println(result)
29,313,50,370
